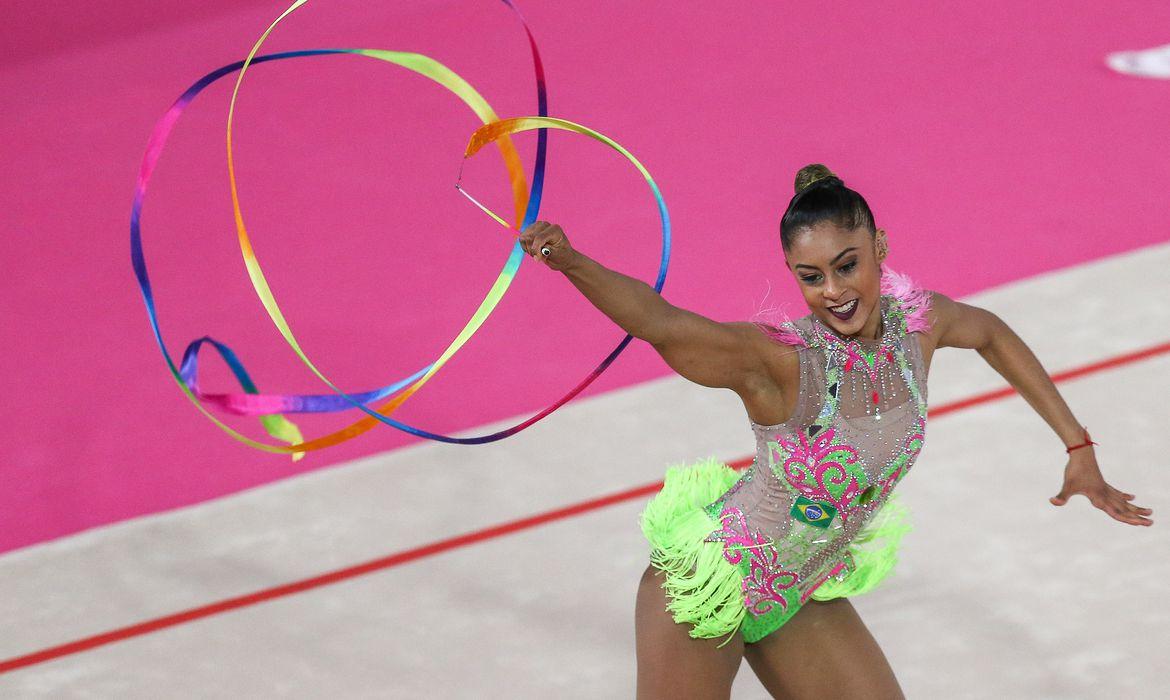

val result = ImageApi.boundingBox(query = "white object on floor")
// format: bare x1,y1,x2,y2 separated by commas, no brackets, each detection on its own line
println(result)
1106,42,1170,79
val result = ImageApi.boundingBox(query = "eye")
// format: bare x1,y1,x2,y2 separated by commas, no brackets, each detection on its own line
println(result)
800,274,822,284
839,261,857,274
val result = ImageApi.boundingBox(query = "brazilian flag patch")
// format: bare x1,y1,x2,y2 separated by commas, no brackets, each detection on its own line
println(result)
790,496,837,529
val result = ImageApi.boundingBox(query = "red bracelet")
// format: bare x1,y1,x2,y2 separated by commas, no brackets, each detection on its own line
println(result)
1065,427,1097,453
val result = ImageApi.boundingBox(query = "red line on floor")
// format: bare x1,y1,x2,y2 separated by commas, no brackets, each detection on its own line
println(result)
3,339,1168,675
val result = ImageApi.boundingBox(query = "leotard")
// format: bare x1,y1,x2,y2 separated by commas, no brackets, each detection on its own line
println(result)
640,273,931,643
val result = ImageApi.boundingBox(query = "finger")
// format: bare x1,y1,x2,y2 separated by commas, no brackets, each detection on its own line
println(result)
1108,492,1153,515
1051,483,1076,505
1100,501,1132,524
1107,499,1154,526
538,231,558,253
1123,501,1153,516
518,229,537,255
522,221,548,242
1111,508,1154,526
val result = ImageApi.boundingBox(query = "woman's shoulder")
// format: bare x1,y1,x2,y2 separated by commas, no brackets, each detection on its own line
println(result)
881,269,934,336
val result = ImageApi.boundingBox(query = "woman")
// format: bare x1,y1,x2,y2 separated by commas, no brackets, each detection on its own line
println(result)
518,164,1153,699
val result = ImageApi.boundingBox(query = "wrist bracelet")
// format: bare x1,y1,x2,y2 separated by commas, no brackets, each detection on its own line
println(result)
1065,427,1097,453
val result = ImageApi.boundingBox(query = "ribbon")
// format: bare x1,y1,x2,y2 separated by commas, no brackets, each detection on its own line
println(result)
132,0,670,455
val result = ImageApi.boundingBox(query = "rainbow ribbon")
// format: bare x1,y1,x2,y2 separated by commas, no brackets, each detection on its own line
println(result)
131,0,670,455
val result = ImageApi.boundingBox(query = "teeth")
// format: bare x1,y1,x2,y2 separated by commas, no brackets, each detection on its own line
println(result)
831,300,857,313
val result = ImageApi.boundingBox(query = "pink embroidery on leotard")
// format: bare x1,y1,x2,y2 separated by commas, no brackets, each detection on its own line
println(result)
821,336,897,404
800,560,848,604
715,506,798,616
773,428,864,521
877,419,926,498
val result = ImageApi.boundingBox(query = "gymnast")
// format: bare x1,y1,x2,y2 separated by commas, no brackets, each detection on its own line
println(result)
517,163,1153,699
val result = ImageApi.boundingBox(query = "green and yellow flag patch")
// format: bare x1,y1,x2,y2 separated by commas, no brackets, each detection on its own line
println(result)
790,496,837,529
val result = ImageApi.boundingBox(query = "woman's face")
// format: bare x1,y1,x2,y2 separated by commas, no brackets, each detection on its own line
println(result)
785,221,885,339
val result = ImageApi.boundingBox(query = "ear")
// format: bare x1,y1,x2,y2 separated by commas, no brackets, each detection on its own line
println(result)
874,229,889,263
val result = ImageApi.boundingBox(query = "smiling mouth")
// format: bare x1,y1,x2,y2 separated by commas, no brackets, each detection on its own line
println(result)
827,299,859,321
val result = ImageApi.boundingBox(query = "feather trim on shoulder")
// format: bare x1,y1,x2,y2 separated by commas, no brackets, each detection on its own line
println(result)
751,284,810,347
752,308,808,347
880,268,933,334
754,320,809,348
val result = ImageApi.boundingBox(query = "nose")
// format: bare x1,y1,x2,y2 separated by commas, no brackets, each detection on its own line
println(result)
823,280,844,302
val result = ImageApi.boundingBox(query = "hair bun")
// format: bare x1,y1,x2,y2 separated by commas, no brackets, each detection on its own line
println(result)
794,163,841,194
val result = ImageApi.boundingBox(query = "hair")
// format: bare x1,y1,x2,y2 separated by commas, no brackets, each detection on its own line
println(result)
779,164,876,249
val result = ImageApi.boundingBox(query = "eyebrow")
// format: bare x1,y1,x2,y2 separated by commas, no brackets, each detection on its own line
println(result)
793,247,858,271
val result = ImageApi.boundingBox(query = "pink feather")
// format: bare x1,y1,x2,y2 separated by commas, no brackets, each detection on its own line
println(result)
756,321,808,348
880,269,933,334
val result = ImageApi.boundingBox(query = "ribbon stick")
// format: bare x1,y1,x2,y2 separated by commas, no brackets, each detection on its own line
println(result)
464,116,671,295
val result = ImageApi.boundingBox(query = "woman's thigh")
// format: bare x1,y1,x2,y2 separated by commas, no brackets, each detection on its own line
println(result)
634,565,745,700
742,597,903,700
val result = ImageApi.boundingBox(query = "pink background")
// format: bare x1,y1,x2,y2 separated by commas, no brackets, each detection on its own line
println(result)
2,0,1168,554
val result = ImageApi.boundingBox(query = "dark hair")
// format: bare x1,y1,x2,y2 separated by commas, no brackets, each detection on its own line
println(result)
779,164,876,249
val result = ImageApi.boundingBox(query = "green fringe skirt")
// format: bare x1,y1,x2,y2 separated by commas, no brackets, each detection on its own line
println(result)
639,458,910,643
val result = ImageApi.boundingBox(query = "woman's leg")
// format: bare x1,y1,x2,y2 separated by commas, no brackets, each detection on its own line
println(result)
635,564,745,700
742,597,903,700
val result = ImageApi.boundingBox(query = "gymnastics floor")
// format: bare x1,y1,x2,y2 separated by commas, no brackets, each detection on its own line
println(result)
2,242,1167,697
4,0,1170,696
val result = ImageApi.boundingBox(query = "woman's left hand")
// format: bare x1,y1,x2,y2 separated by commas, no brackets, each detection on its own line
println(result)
1050,449,1154,526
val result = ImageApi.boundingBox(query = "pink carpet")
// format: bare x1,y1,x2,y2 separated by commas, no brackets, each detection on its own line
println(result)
3,0,1168,554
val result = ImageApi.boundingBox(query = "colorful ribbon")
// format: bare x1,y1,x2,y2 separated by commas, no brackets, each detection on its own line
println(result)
132,0,670,455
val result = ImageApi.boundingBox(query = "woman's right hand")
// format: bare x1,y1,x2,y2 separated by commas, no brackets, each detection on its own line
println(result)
519,221,577,271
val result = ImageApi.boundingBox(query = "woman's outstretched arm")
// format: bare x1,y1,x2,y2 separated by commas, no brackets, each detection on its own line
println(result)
929,292,1153,527
520,221,773,394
